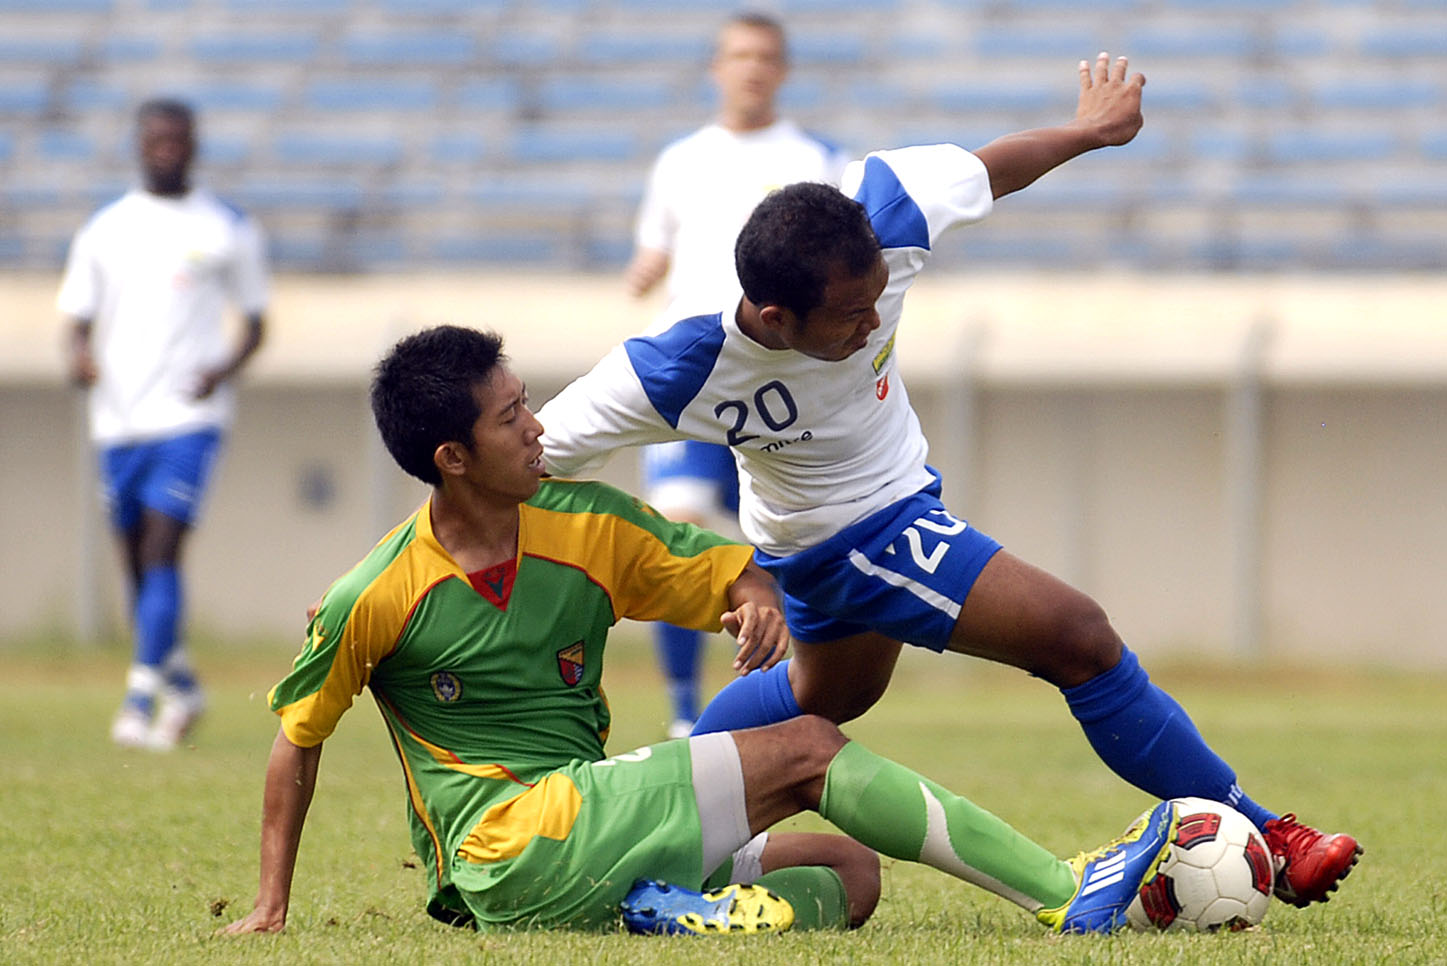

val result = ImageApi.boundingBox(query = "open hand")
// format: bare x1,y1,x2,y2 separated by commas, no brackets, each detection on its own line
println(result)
1074,52,1145,148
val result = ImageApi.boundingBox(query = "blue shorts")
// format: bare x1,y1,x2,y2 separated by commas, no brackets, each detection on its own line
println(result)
753,471,1002,650
641,440,739,517
99,428,223,531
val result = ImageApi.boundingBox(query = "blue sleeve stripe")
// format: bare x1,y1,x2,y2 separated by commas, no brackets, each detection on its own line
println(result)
853,155,930,251
622,313,727,429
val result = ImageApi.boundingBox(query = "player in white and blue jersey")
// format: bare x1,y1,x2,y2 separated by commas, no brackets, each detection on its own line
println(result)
539,54,1362,909
59,98,267,750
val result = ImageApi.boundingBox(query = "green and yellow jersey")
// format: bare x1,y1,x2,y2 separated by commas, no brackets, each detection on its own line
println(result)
267,478,753,911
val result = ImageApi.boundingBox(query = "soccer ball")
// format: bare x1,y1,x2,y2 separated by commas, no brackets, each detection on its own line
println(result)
1125,797,1274,932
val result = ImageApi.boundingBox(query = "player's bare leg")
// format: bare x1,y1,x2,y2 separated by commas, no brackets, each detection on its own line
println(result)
787,631,903,723
945,549,1120,688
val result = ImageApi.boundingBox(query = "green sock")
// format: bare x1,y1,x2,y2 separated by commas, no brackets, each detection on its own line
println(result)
818,741,1075,911
754,866,850,931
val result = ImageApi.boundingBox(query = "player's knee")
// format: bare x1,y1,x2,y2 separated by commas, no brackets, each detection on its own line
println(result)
1049,597,1122,686
771,715,848,788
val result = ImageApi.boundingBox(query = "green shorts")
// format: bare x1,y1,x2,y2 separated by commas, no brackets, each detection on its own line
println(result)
451,739,715,931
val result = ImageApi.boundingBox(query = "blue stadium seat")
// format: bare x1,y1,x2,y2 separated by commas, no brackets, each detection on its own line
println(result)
377,0,508,13
430,235,562,264
1359,27,1447,58
0,36,85,64
200,136,252,166
932,83,1067,114
379,181,448,207
575,31,710,65
1228,174,1355,207
1193,236,1303,271
303,79,439,112
0,132,13,163
454,78,522,113
1235,78,1298,111
1126,27,1259,58
342,32,476,66
103,36,163,62
1326,236,1442,271
272,132,405,167
537,77,675,113
63,80,132,113
507,127,639,164
429,132,487,164
789,34,868,65
1,182,64,209
0,80,50,117
971,26,1101,58
1421,130,1447,160
1188,127,1254,162
469,180,591,211
1266,129,1397,164
183,81,286,113
191,33,322,63
488,32,562,67
233,177,367,210
36,130,96,162
0,0,112,9
221,0,348,10
1314,80,1441,112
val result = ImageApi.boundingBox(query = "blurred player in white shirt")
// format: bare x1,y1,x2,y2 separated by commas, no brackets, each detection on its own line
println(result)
624,13,848,737
59,98,268,750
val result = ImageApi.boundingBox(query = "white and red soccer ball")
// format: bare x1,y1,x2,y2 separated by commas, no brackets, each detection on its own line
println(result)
1126,797,1274,932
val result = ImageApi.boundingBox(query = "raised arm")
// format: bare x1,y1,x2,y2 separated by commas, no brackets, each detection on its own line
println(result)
973,52,1145,200
222,728,322,935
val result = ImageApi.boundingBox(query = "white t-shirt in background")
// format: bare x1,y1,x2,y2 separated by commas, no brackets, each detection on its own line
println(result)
57,187,269,446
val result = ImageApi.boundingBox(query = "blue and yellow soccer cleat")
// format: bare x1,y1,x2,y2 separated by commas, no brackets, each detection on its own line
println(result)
620,879,795,936
1037,800,1179,934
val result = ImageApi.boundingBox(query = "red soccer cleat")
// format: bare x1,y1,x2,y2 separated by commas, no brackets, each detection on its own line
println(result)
1262,813,1363,907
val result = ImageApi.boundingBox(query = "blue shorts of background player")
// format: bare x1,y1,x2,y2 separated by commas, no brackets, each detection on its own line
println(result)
101,427,222,530
641,440,741,737
99,427,220,749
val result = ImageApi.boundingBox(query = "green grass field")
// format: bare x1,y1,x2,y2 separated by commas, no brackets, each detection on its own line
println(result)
2,631,1443,965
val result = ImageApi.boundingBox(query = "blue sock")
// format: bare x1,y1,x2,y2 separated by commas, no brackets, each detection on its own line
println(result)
1062,646,1277,827
691,659,802,735
655,624,702,723
134,564,181,668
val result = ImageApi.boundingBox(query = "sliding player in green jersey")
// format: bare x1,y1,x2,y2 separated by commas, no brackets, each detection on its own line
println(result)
224,324,1175,938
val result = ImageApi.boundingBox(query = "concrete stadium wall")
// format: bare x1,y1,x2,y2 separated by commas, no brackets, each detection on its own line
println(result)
3,272,1445,667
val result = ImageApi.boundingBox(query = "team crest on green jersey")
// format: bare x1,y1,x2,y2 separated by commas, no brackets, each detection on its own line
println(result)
430,670,462,703
557,641,585,686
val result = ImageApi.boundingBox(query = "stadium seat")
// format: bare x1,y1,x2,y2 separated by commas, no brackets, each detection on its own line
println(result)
537,76,676,113
342,32,476,66
1126,27,1259,59
575,31,710,65
0,0,112,9
63,80,132,113
488,32,563,67
0,36,85,65
1312,80,1441,112
971,26,1100,58
1421,130,1447,160
102,36,163,62
272,132,405,167
36,130,96,162
232,177,367,211
429,133,487,164
183,81,286,113
1266,129,1398,164
1359,27,1447,58
303,79,439,112
430,235,562,264
507,127,639,164
191,33,322,63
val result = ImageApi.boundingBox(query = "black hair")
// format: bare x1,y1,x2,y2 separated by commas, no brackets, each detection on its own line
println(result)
734,181,881,319
370,325,506,485
136,97,195,131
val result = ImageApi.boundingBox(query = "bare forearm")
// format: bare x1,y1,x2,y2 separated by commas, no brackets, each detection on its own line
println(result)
227,728,320,933
974,124,1106,200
